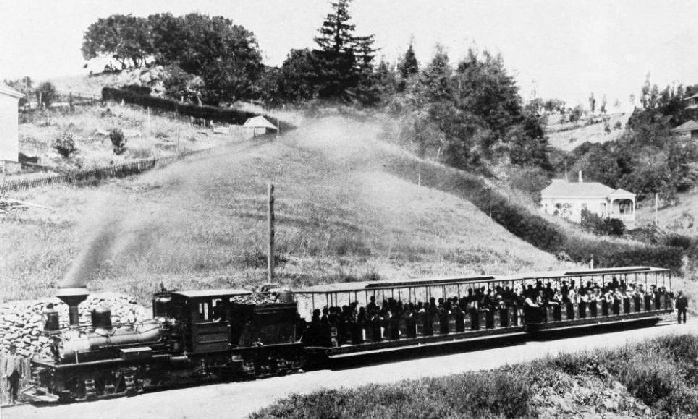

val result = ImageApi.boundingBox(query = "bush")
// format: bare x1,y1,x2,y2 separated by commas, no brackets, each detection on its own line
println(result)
37,81,57,107
110,128,127,155
53,130,77,158
507,167,551,203
663,233,693,250
580,209,625,236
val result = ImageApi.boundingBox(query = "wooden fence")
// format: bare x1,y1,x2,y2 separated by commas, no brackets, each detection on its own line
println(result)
0,150,208,195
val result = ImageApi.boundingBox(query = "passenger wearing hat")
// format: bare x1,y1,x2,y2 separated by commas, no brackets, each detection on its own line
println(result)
676,291,688,324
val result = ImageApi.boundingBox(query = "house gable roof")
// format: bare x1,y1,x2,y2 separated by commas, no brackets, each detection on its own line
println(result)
541,179,635,199
0,84,23,99
243,115,277,130
672,120,698,133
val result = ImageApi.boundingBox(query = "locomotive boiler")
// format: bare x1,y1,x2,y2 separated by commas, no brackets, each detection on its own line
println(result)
25,285,305,402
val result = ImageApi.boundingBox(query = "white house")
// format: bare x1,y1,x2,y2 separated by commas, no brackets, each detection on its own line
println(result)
540,175,636,229
0,84,23,173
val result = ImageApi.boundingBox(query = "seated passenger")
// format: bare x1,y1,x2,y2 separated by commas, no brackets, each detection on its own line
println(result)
589,288,599,318
454,304,465,332
439,305,450,334
613,290,621,315
578,290,588,319
551,289,562,321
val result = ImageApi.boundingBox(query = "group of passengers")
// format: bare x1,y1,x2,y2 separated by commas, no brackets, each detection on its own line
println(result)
522,278,672,323
302,278,672,347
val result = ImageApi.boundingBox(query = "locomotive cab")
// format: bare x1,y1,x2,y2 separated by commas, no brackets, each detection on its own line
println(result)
168,289,254,354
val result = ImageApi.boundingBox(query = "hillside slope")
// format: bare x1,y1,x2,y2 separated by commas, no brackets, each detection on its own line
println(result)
546,113,630,151
1,117,563,302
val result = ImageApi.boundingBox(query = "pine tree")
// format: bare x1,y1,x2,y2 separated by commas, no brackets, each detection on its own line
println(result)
398,42,419,79
313,0,358,99
312,0,376,103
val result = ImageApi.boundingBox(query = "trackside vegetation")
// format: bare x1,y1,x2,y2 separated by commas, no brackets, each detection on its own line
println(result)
252,334,698,418
381,152,685,273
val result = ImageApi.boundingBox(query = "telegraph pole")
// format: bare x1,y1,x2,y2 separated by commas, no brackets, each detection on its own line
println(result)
268,183,275,284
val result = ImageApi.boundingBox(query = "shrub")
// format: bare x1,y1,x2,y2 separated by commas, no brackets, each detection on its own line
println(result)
614,121,623,130
110,128,127,155
580,209,625,236
37,81,57,107
663,233,693,250
53,130,77,158
507,167,551,203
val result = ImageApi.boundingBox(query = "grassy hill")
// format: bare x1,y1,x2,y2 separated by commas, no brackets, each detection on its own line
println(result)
637,190,698,236
1,116,564,303
546,113,630,151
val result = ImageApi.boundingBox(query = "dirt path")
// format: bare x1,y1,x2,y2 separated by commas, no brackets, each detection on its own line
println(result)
4,320,696,419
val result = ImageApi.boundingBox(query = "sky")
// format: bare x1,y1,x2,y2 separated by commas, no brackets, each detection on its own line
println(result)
1,0,698,107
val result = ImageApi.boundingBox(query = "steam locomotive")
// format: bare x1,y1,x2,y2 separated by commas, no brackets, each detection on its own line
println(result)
22,266,674,403
25,285,305,402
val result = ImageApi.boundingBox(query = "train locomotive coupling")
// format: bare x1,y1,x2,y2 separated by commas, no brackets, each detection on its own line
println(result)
20,266,674,404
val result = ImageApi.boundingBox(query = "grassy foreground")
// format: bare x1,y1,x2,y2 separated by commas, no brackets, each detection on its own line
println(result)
252,334,698,418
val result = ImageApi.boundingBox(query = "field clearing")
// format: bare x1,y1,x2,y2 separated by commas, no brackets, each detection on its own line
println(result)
15,104,248,174
1,117,565,304
546,113,630,151
637,189,698,236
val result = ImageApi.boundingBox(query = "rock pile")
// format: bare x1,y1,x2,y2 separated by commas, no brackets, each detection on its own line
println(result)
0,293,150,358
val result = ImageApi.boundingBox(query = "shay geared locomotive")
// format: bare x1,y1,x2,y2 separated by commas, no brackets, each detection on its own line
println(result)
22,266,674,403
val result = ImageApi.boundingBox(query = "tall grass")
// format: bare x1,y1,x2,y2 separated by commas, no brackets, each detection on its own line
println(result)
253,335,698,418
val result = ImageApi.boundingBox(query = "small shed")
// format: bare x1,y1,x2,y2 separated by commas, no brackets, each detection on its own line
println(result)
0,84,23,173
243,115,278,137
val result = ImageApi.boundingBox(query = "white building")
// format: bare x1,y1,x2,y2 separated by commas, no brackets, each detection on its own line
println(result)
540,176,636,229
0,84,23,173
243,115,278,137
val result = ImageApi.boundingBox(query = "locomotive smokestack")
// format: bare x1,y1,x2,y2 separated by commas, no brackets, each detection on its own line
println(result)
56,285,89,327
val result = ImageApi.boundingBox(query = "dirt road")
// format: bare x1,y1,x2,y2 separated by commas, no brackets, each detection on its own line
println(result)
5,321,696,419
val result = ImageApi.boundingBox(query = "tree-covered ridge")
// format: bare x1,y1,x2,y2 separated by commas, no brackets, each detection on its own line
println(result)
562,82,698,203
80,2,548,173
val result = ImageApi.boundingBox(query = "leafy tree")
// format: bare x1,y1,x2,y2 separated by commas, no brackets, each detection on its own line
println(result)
270,49,320,103
84,13,263,104
37,81,57,107
82,14,152,68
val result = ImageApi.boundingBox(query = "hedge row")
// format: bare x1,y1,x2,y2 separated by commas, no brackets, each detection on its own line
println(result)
385,157,685,273
102,87,258,125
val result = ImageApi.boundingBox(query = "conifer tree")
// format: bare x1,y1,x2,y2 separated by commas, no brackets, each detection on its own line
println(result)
398,42,419,79
312,0,376,102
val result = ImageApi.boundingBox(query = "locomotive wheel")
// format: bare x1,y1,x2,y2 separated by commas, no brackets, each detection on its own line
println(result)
94,371,123,397
64,376,86,401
